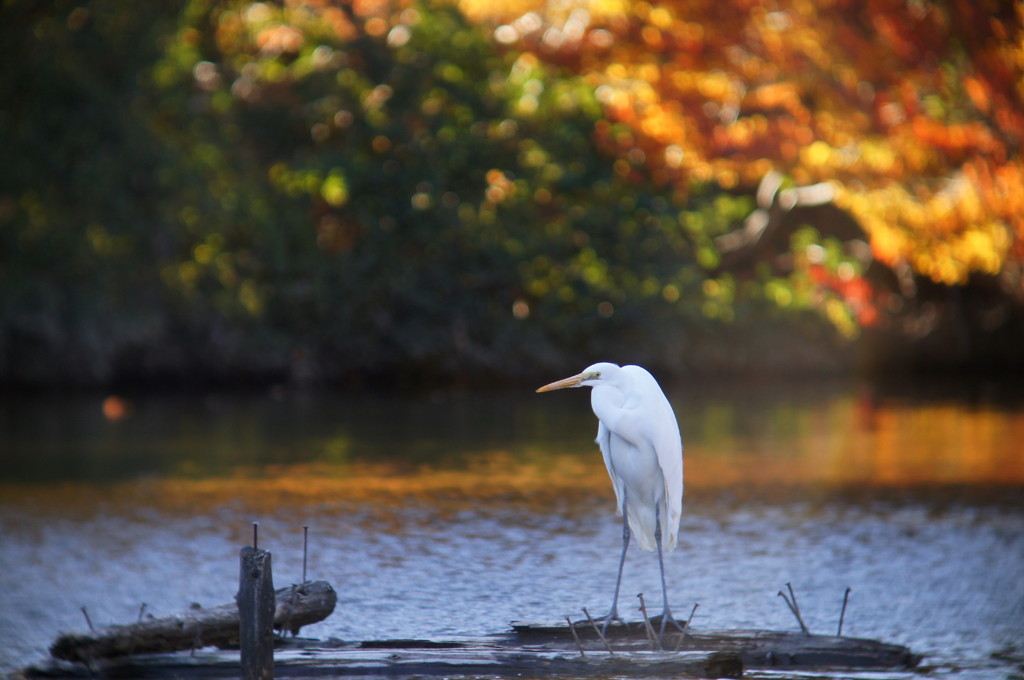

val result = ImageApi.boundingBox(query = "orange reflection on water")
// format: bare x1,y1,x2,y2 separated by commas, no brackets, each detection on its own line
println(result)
2,391,1022,523
870,403,1024,484
0,454,615,522
685,397,1024,489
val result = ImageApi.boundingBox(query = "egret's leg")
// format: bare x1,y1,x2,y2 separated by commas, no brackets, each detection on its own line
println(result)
602,499,630,634
654,508,686,639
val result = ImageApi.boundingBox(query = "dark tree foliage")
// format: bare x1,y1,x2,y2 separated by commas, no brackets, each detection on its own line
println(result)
0,1,845,387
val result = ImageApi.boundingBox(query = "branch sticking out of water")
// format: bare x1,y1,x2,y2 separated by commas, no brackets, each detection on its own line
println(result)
673,603,701,651
582,607,614,655
80,607,95,632
636,593,660,650
302,526,309,584
777,583,810,635
564,616,585,657
686,602,700,629
837,587,851,636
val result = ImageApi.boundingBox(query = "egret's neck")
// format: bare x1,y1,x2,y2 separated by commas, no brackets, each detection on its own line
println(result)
590,382,626,428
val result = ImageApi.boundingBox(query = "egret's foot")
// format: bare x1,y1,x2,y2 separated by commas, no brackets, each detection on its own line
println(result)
574,611,624,636
651,610,687,640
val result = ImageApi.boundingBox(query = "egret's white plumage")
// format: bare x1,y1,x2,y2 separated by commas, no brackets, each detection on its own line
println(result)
537,362,684,633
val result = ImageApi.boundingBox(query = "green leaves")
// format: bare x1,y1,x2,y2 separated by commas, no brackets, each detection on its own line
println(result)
1,0,839,385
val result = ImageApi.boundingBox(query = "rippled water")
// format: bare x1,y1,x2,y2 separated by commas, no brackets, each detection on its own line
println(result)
1,379,1023,679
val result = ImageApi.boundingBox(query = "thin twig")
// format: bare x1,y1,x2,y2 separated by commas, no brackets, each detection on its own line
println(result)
685,602,699,630
787,583,811,634
777,590,806,633
837,587,851,636
786,584,801,617
637,593,660,650
777,583,810,634
565,616,585,657
673,603,700,651
777,589,796,615
80,606,95,632
302,526,309,584
582,607,614,655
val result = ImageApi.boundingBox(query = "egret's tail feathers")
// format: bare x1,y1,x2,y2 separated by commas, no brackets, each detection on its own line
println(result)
662,529,677,552
627,505,680,552
662,507,680,552
626,506,659,552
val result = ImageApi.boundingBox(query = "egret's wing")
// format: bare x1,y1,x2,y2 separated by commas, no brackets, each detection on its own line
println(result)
596,420,625,516
622,366,684,552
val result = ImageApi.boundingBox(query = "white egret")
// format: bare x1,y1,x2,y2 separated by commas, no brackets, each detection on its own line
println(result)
537,362,684,636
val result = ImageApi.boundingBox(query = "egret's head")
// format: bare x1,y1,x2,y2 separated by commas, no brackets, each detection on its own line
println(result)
536,362,621,392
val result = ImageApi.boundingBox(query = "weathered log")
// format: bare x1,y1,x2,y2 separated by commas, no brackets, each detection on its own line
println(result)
511,621,921,669
40,604,916,677
683,629,920,669
31,637,743,679
49,580,336,664
32,623,921,679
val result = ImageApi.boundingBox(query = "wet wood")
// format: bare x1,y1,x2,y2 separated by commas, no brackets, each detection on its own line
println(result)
33,619,921,679
33,637,743,679
33,621,920,679
40,605,918,679
49,580,336,664
238,547,275,680
512,620,922,669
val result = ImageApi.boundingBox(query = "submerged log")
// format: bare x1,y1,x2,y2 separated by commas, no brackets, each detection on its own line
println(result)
264,641,744,679
683,628,920,669
50,580,336,664
32,622,919,679
511,620,922,669
40,601,914,678
31,637,743,679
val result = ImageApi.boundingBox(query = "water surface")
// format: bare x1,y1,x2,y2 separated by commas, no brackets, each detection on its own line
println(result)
1,379,1022,679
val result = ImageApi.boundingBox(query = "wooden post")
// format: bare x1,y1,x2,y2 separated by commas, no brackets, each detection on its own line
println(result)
238,546,275,680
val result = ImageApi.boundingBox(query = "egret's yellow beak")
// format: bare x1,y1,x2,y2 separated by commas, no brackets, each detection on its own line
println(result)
536,373,586,393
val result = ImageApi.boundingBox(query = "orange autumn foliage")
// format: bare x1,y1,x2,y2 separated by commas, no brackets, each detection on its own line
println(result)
463,0,1024,288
